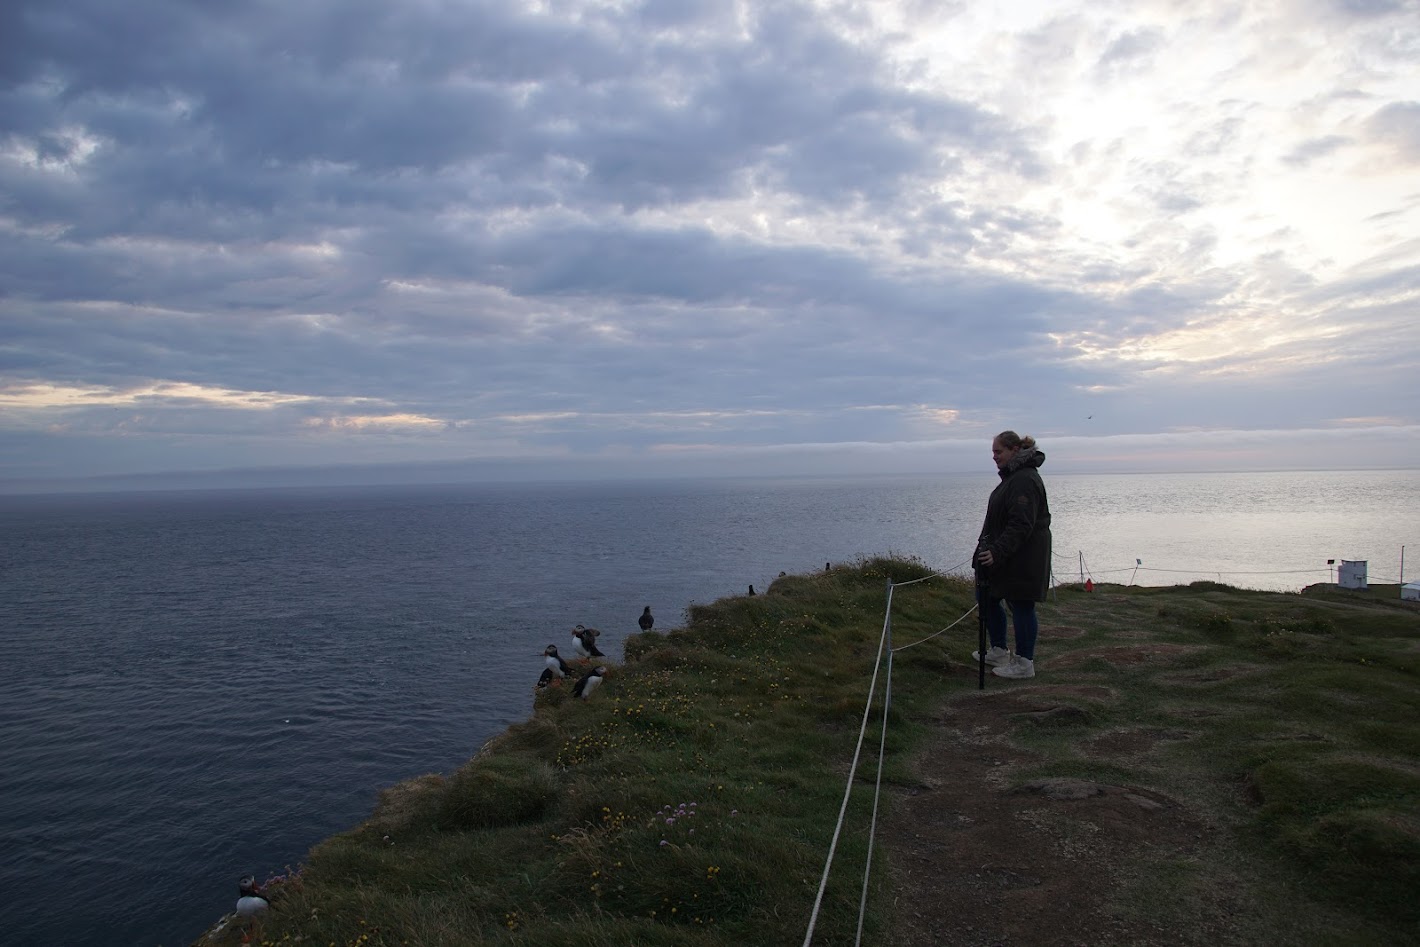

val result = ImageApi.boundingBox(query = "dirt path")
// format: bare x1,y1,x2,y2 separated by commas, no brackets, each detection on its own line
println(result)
879,665,1239,947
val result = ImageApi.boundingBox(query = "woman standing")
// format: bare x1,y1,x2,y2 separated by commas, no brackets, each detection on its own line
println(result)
973,431,1052,679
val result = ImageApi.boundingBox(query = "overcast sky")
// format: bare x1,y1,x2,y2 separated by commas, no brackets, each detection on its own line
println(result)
2,0,1417,490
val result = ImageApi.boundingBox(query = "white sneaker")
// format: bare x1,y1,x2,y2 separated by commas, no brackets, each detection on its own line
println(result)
992,655,1035,679
972,646,1012,666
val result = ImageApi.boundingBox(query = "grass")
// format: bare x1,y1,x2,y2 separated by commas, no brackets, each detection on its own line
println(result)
1016,580,1420,941
197,562,1420,946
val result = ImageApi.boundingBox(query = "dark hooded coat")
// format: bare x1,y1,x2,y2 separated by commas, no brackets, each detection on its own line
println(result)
977,448,1052,601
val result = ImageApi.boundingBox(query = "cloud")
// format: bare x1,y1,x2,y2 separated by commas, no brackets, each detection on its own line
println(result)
1366,101,1420,164
0,380,328,410
1281,134,1353,167
0,0,1417,488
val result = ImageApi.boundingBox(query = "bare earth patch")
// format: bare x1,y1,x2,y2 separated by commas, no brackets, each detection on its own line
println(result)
1084,727,1195,758
881,671,1235,946
1161,667,1262,685
1025,684,1117,702
1050,644,1200,668
1046,625,1088,639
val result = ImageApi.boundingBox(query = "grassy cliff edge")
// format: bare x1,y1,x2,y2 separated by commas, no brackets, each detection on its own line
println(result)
197,559,1419,946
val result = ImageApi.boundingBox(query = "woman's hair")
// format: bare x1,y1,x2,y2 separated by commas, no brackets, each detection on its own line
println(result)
995,430,1036,451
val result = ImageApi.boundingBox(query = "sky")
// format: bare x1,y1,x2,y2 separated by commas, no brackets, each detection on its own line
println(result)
2,0,1418,491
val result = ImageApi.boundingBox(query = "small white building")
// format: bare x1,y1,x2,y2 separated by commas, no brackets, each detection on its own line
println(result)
1339,560,1368,590
1403,582,1420,602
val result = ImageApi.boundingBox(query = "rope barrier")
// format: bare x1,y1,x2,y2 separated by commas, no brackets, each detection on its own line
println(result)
801,582,894,947
887,571,946,587
1135,566,1324,576
888,556,973,587
855,620,893,947
1070,565,1337,579
1044,548,1408,584
890,604,978,653
804,575,985,942
951,551,1399,586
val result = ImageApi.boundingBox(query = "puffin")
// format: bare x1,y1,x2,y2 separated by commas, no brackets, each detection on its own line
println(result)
638,606,654,631
538,644,573,687
236,876,269,917
571,625,604,661
573,665,607,699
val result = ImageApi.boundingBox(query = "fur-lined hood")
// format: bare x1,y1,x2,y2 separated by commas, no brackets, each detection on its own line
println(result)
999,447,1046,478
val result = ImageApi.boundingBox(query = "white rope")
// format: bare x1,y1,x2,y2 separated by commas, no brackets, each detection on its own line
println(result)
801,583,893,946
889,558,973,588
1051,548,1378,581
805,577,976,943
1136,565,1324,576
887,570,946,588
855,638,893,946
929,554,1355,583
890,604,978,653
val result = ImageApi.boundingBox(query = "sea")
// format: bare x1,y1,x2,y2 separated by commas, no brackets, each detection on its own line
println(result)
2,469,1415,946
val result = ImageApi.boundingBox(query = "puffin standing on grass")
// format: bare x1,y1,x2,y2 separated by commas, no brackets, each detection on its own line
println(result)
236,876,269,917
573,665,607,699
571,625,605,661
638,607,654,632
538,644,573,687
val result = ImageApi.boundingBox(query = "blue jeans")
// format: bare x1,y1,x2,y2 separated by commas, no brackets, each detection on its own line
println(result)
977,587,1039,660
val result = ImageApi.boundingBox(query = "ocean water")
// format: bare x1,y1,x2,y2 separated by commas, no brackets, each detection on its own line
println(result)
1,469,1415,945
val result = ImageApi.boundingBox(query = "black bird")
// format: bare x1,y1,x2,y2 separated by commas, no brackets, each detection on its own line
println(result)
538,644,573,687
573,665,608,699
236,876,269,917
572,626,605,660
748,584,756,596
638,606,654,631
